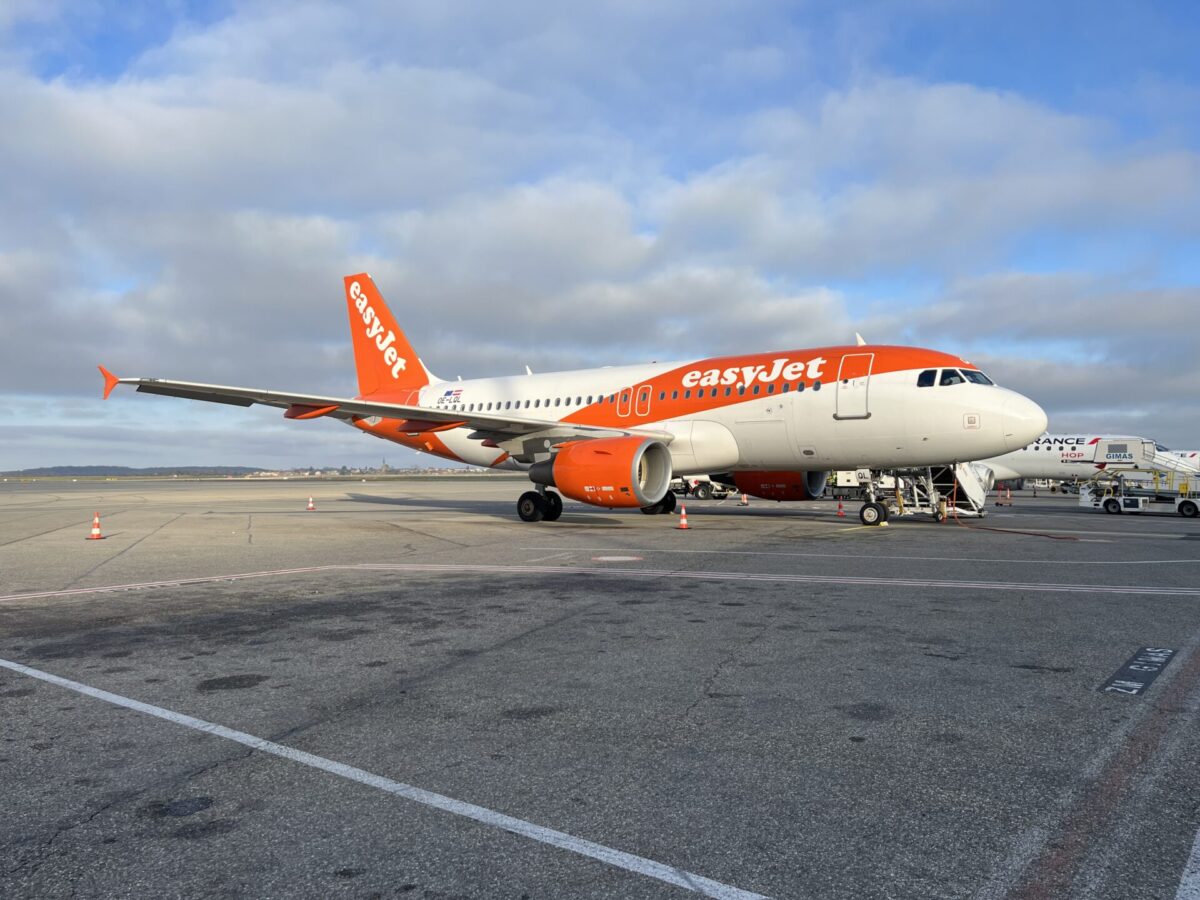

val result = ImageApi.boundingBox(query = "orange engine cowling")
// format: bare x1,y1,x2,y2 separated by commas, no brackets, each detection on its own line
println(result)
731,470,829,501
529,437,673,508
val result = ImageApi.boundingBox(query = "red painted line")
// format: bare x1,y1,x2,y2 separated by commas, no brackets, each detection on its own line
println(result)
1006,644,1200,899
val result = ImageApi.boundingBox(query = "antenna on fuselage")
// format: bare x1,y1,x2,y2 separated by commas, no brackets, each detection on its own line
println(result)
855,333,867,346
525,365,533,375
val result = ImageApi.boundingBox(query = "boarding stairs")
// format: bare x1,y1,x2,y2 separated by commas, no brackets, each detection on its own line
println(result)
866,462,990,521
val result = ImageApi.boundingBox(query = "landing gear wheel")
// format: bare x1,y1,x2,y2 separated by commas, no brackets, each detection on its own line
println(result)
641,490,678,515
859,502,885,526
1103,498,1122,515
517,491,546,522
542,491,563,521
1179,500,1198,518
693,482,713,500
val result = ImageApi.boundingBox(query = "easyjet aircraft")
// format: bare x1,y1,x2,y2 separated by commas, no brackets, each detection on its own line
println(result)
100,274,1047,525
977,434,1200,483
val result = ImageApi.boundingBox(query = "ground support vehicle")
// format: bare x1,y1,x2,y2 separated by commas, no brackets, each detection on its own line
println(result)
1079,478,1199,518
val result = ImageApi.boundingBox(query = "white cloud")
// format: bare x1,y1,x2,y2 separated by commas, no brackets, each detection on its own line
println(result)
0,4,1197,466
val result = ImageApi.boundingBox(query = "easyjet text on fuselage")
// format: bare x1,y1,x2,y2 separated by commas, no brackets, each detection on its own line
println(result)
681,356,827,389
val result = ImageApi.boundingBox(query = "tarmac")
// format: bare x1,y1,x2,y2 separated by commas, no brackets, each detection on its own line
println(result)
2,475,1199,899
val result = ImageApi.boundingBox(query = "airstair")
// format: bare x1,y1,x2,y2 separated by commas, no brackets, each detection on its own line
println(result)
851,462,991,522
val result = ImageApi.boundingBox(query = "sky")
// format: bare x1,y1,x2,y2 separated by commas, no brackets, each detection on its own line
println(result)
1,0,1198,469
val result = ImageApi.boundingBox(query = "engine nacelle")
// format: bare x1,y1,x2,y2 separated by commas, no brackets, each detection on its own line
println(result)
529,437,673,508
729,470,829,501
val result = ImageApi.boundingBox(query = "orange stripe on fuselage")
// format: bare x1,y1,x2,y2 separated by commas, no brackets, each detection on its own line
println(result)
560,345,966,430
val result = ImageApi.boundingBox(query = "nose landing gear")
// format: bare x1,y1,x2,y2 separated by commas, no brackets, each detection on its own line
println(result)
859,501,889,526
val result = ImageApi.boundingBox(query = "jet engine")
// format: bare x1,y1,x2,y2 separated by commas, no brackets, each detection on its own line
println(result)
529,437,673,508
727,470,829,501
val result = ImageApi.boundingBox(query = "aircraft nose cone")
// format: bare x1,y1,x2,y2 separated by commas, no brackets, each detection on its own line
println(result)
1001,393,1048,451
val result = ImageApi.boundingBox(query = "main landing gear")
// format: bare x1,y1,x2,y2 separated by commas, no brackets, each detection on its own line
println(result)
858,501,889,526
517,489,563,522
640,490,677,516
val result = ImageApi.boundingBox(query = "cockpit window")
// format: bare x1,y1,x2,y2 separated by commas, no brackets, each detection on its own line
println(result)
939,369,966,386
1156,443,1170,452
917,369,936,387
960,369,994,385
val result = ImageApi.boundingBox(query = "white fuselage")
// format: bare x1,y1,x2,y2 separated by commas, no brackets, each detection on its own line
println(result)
978,434,1200,482
355,349,1048,475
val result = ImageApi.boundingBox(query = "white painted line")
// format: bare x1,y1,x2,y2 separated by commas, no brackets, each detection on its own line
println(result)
0,657,767,900
524,551,575,563
520,546,1200,566
0,565,342,603
592,556,644,562
351,564,1200,596
3,562,1198,604
1178,827,1200,900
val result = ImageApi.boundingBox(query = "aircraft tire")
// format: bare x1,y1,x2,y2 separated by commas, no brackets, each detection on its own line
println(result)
542,492,563,521
859,502,884,526
518,491,546,522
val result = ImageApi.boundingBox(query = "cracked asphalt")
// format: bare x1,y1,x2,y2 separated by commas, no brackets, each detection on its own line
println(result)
1,476,1200,899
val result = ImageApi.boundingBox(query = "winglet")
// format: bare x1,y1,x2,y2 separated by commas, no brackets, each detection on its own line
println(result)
98,365,121,400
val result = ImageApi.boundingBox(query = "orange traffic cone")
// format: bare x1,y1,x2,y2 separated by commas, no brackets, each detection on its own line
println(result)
87,511,104,540
306,496,316,511
837,500,846,518
739,493,749,506
677,505,690,529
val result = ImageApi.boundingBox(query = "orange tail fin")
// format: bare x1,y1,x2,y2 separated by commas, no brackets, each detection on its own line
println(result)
344,273,436,396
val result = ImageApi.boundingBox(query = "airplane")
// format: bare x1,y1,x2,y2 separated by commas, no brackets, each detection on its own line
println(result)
976,434,1200,484
99,273,1048,526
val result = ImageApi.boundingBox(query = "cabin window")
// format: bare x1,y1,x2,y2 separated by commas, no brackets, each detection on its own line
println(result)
586,395,593,404
939,369,965,386
781,383,789,393
711,388,719,397
671,390,678,400
737,385,746,395
917,369,937,387
797,381,805,392
684,389,691,399
752,385,760,395
725,387,732,396
813,380,822,391
534,399,540,408
554,398,561,407
659,391,665,400
576,396,582,405
767,384,775,394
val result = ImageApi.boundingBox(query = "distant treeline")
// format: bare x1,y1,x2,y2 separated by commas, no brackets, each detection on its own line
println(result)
1,466,262,477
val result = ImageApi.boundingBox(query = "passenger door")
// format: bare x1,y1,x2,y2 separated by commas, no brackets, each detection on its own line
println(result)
834,353,873,420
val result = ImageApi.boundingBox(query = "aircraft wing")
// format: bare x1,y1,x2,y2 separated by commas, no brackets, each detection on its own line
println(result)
99,367,675,443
